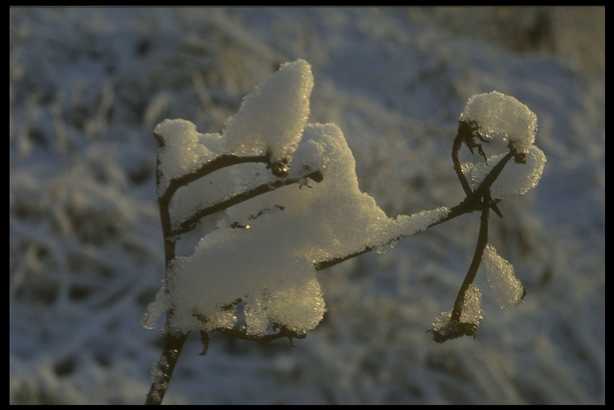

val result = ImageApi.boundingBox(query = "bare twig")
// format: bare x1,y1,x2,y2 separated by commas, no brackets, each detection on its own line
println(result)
216,327,306,344
429,190,493,343
428,152,512,229
145,332,188,405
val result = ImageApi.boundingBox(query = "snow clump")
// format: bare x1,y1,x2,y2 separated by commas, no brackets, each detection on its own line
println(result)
223,59,314,163
482,244,524,308
460,91,537,156
153,119,219,194
459,91,547,199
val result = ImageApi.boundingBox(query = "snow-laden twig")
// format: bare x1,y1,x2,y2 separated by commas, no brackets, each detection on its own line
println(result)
146,146,321,405
144,62,547,404
144,142,515,404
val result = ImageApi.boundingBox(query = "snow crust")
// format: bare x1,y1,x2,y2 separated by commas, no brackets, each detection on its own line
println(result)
460,91,537,155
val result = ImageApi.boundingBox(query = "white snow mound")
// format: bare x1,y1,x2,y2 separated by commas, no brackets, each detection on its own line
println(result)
460,91,538,155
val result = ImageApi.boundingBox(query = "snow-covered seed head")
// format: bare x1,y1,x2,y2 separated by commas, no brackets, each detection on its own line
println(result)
460,91,538,156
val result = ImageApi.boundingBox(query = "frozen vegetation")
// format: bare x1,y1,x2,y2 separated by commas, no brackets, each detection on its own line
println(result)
10,7,604,404
148,61,458,340
460,91,537,156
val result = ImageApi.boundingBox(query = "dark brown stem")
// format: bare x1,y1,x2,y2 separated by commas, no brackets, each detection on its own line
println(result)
215,327,306,344
172,170,323,237
450,194,490,322
158,196,175,267
472,152,513,199
146,144,183,405
145,332,189,405
452,125,473,197
315,247,374,271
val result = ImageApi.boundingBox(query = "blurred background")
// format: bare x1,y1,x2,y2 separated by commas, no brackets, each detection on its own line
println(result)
10,7,604,404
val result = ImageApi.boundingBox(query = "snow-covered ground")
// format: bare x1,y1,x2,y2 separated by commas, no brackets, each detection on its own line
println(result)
10,7,604,404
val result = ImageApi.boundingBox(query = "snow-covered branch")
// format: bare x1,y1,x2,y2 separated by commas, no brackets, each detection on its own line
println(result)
314,149,513,271
144,59,547,405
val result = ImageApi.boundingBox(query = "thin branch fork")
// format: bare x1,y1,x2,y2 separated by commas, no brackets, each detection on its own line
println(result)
453,123,504,218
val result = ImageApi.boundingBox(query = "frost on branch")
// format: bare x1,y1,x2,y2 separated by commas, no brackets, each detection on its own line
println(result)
223,59,314,164
459,91,537,157
482,244,524,309
145,59,447,336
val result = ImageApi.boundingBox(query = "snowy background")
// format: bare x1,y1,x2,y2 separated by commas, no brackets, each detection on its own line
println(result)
9,7,604,404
